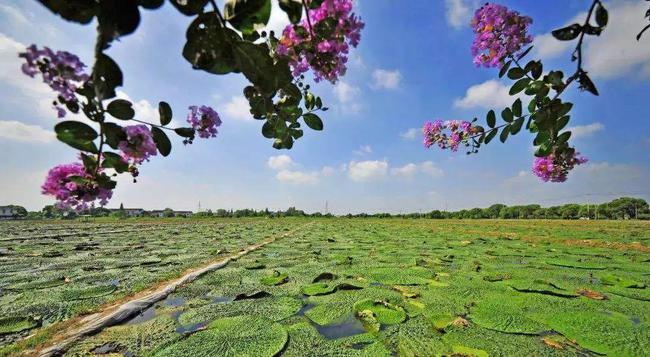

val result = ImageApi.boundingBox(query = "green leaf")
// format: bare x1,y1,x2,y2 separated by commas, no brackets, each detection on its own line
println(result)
93,54,123,100
534,131,550,146
101,152,128,173
151,127,172,156
106,99,134,120
138,0,164,9
159,101,172,126
224,0,271,35
499,125,510,143
512,98,522,117
262,120,275,138
102,122,126,149
303,113,323,131
501,108,513,123
507,67,526,80
530,61,543,79
486,110,496,128
97,0,141,42
55,121,99,153
517,46,534,60
510,117,524,135
279,0,302,23
38,0,98,24
557,131,571,144
174,127,195,138
557,102,573,117
577,72,599,95
183,12,241,75
510,78,530,95
596,3,608,27
557,115,570,131
484,128,498,144
528,99,537,113
536,142,552,157
551,24,582,41
170,0,209,15
498,61,511,78
234,42,290,93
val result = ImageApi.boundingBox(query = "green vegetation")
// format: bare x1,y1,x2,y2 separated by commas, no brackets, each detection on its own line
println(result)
1,218,648,356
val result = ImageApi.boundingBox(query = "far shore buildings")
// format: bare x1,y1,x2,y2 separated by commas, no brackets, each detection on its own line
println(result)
109,206,193,218
0,206,19,219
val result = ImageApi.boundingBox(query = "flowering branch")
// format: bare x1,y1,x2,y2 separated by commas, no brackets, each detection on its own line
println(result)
422,1,611,182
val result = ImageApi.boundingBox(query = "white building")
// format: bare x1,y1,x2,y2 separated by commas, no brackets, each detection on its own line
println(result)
0,206,18,219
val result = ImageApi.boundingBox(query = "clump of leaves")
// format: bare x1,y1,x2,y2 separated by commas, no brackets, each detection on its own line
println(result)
261,270,289,286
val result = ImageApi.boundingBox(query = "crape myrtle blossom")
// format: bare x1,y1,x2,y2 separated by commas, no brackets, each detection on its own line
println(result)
41,162,113,211
423,120,479,152
277,0,364,83
470,3,533,68
118,125,158,164
19,45,89,118
532,150,588,183
187,105,222,139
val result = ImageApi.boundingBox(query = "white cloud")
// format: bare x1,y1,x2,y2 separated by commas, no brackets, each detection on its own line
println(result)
267,154,294,170
371,69,401,90
0,4,29,25
320,166,335,176
391,161,444,179
0,32,56,119
391,163,418,178
353,144,372,156
268,155,336,185
0,120,54,143
400,128,419,140
535,2,650,79
420,161,444,178
444,0,472,29
223,95,252,121
533,32,573,59
348,160,388,182
276,170,319,185
333,81,362,114
454,79,520,109
567,122,604,139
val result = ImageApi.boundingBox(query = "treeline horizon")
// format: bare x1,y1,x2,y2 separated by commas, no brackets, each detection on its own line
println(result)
5,197,648,220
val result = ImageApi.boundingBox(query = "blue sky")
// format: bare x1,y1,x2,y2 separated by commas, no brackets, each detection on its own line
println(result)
0,0,649,213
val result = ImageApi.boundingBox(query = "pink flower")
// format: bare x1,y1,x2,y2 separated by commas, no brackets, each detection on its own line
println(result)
470,3,533,68
532,150,588,182
277,0,364,84
41,162,113,211
19,45,89,117
423,119,476,151
187,105,222,139
118,125,158,164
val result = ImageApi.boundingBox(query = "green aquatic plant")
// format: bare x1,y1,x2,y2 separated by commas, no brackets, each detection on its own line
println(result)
155,315,288,357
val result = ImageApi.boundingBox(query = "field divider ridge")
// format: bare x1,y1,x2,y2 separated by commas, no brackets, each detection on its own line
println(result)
35,221,314,357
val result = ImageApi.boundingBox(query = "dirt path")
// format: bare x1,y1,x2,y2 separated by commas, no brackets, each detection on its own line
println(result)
28,221,314,357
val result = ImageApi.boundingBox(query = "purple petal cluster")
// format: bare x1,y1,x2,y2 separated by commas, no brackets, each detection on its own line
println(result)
41,162,113,211
187,105,222,139
19,45,89,118
118,125,158,164
470,3,533,68
532,150,588,182
423,120,478,152
277,0,364,83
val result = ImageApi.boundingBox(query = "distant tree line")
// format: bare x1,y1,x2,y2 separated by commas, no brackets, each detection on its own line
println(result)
2,197,648,220
353,197,649,220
